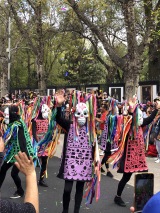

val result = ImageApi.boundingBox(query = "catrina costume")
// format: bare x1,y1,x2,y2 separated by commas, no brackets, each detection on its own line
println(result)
100,99,121,176
106,105,158,206
28,96,61,186
25,96,61,187
56,91,99,213
32,102,50,187
0,105,36,198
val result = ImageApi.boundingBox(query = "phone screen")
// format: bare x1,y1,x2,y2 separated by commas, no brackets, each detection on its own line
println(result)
134,173,154,212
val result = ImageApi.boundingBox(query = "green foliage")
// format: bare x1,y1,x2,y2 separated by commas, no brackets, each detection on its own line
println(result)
58,35,106,85
1,0,160,93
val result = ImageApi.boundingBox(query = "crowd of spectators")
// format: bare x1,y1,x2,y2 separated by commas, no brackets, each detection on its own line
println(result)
0,90,39,105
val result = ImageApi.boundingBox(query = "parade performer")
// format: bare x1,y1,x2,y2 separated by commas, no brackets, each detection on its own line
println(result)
0,105,36,198
32,103,50,187
55,90,100,213
30,95,62,187
107,96,160,207
95,104,113,177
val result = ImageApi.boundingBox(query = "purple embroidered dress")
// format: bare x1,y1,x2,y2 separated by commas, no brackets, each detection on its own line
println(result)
56,107,93,182
63,125,92,181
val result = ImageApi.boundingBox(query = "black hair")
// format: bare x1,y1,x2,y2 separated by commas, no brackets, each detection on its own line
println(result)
9,105,20,123
101,104,109,111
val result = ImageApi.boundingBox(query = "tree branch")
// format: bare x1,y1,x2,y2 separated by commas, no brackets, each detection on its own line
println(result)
26,0,36,12
67,0,125,70
7,0,37,55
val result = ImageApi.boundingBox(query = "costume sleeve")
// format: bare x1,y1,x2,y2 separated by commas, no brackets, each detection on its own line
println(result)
18,125,28,155
31,119,38,142
56,107,70,132
141,109,158,127
0,200,36,213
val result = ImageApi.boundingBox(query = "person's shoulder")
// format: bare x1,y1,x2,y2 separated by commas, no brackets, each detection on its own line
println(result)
142,192,160,213
150,191,160,200
0,199,12,212
0,199,36,213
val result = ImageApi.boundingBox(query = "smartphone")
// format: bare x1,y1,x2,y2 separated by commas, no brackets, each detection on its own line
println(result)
134,173,154,213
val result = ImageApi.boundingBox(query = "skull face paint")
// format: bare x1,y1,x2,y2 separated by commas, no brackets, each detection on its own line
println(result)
137,108,143,126
4,107,9,124
41,104,50,119
75,103,89,126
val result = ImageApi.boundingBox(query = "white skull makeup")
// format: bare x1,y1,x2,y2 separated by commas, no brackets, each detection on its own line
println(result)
4,107,9,124
41,104,50,119
75,103,89,126
137,108,143,126
123,105,129,116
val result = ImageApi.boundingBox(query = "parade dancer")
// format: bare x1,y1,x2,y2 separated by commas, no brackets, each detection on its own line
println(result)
55,90,98,213
95,104,113,177
32,103,50,187
110,96,160,207
0,105,36,198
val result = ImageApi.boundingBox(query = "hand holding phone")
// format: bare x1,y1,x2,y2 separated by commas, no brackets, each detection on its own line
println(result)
134,173,154,213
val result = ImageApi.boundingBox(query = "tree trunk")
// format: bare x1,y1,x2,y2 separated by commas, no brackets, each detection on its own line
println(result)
124,70,139,100
0,72,8,98
148,39,160,82
36,2,46,95
37,63,46,95
27,50,31,89
148,10,160,83
122,0,141,99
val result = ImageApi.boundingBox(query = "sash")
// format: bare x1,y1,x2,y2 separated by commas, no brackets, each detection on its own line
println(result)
107,115,132,167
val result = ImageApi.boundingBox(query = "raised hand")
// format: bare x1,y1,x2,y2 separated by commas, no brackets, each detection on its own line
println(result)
14,152,35,177
128,95,137,112
55,90,66,106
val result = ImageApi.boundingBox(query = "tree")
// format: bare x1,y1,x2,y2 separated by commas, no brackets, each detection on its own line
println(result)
6,0,61,95
146,1,160,82
0,6,8,96
63,0,157,98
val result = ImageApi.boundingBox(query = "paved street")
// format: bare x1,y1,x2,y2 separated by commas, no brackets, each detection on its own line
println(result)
1,134,160,213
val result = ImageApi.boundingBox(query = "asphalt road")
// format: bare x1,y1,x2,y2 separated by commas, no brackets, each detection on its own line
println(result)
1,156,134,213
